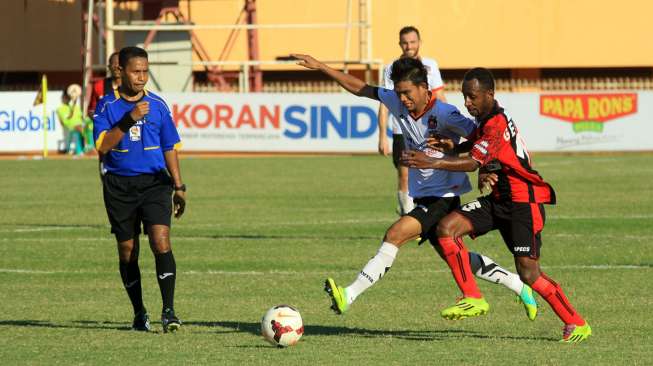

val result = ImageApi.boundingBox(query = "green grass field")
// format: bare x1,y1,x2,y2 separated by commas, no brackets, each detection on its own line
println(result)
1,154,652,365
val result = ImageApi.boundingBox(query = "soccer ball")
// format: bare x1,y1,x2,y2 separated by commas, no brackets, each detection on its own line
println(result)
66,84,82,99
261,305,304,347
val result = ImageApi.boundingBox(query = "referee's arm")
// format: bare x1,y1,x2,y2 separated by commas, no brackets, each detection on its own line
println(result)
96,102,149,154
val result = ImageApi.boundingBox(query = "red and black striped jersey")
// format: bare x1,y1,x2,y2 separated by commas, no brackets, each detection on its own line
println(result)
469,103,556,204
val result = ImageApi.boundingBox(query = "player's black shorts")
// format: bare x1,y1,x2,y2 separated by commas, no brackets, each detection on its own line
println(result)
407,196,461,245
102,171,173,242
392,134,405,169
455,196,546,258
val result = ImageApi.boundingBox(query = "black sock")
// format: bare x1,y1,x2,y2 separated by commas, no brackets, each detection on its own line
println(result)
155,251,176,311
119,260,144,314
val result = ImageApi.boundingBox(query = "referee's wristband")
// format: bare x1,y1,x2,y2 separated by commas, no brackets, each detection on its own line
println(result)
117,113,137,133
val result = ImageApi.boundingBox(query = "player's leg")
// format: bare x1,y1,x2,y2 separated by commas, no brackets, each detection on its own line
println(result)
103,174,149,331
436,200,490,319
142,173,181,333
509,203,590,342
325,215,421,314
425,198,533,317
117,235,149,331
467,251,537,321
147,224,181,333
393,134,414,215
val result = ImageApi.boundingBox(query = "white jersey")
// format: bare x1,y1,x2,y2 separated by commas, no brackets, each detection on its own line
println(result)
377,87,476,198
382,57,444,134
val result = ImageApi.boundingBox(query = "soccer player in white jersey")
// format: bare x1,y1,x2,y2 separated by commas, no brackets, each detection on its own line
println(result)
378,26,447,215
292,53,538,320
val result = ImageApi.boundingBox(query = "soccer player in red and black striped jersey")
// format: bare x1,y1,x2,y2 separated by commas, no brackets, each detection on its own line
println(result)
402,68,592,343
88,52,121,118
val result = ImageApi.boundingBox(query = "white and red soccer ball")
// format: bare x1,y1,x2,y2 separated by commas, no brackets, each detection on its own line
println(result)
261,305,304,347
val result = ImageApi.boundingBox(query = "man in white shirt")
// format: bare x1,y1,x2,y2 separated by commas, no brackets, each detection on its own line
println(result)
378,26,447,215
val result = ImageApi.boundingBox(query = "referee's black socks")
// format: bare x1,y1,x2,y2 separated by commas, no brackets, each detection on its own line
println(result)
119,260,144,314
155,251,176,312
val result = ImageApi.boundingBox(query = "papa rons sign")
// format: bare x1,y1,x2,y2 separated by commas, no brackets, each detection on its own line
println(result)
540,93,637,132
445,91,651,151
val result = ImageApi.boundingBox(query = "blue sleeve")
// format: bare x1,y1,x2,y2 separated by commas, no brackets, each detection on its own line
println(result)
93,98,111,144
159,103,181,151
377,87,401,117
437,102,477,138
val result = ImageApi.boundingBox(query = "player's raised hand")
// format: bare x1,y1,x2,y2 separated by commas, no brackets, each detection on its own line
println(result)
130,101,150,121
427,136,454,152
291,54,324,70
478,172,498,194
401,150,437,169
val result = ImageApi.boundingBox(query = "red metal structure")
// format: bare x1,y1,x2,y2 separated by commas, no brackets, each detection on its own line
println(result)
86,0,263,92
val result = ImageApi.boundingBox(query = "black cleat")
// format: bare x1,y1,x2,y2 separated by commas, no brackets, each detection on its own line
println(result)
161,308,182,333
132,308,151,332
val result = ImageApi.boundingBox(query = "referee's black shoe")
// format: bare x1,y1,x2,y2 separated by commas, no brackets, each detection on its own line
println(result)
132,308,151,332
161,308,182,333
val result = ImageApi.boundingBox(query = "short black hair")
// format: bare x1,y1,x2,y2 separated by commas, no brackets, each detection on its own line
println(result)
390,57,428,86
118,46,148,68
399,26,420,39
463,67,495,91
108,51,119,64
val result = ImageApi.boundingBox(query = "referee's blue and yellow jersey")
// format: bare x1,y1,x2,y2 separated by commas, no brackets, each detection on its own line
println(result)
93,90,181,176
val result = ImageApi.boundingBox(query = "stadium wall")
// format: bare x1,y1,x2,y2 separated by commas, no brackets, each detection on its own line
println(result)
1,91,650,153
178,0,653,70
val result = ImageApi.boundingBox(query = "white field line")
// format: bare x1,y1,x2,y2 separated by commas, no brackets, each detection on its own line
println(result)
0,213,653,233
0,264,649,276
3,231,653,243
1,213,652,234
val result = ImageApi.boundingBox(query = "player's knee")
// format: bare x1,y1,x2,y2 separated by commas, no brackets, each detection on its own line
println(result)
436,217,455,238
150,239,171,254
383,224,410,246
117,241,137,262
516,263,540,285
383,227,402,245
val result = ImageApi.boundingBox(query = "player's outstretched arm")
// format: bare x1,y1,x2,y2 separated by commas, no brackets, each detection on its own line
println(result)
400,150,479,172
291,53,377,99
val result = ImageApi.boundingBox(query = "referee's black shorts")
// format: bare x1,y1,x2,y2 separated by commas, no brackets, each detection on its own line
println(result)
102,171,173,242
392,134,405,169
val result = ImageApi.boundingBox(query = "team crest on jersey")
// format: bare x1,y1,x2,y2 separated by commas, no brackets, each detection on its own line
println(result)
427,115,438,136
129,125,141,141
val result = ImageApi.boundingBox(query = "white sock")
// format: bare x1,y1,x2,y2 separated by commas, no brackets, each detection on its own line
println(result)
468,252,523,295
345,242,399,304
397,191,415,215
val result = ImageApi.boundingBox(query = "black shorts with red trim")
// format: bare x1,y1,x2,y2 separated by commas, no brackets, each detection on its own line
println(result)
102,171,173,242
455,196,546,258
407,196,460,245
392,134,405,169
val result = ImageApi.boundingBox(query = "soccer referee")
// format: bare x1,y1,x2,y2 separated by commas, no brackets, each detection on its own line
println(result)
93,46,185,333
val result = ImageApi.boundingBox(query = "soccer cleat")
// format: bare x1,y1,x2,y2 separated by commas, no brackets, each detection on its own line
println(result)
324,278,349,314
440,297,490,320
132,308,151,332
161,308,182,333
560,323,592,343
518,284,538,321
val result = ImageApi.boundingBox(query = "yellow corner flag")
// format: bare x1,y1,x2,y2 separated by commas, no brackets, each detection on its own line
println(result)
35,75,49,157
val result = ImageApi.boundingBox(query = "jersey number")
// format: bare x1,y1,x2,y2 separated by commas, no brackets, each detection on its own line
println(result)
508,119,530,161
461,201,481,212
